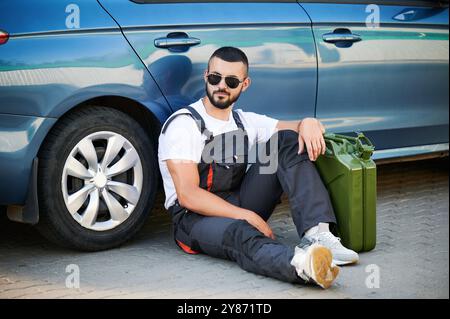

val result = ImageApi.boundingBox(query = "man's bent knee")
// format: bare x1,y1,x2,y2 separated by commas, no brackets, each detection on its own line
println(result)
222,219,274,257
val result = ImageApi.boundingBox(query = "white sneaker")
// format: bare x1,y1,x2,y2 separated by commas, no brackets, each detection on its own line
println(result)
290,243,340,289
301,232,359,266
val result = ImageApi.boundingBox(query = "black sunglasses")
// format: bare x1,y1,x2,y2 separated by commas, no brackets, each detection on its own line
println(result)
207,73,245,89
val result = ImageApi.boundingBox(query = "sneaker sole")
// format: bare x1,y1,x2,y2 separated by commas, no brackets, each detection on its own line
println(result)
310,246,340,289
333,258,359,266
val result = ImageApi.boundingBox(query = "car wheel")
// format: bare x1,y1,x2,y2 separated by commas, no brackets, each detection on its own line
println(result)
37,106,158,251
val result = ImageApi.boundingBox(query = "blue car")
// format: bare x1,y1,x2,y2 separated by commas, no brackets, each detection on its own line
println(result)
0,0,448,250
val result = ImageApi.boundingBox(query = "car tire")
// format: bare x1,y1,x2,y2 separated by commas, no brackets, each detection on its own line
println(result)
37,106,158,251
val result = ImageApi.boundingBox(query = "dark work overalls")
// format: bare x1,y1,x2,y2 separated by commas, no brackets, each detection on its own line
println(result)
161,106,337,283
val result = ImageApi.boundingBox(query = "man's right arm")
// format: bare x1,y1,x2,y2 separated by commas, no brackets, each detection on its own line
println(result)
166,160,275,239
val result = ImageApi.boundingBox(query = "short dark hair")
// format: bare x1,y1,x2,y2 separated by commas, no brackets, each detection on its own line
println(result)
208,46,249,75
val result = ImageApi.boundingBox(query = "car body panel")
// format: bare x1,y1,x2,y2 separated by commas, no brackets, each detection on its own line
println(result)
0,114,56,204
0,30,171,119
0,0,116,36
0,0,171,205
99,0,318,120
299,2,449,149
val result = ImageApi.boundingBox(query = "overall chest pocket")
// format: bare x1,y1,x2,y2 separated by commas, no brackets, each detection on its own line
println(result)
200,129,248,193
211,160,247,192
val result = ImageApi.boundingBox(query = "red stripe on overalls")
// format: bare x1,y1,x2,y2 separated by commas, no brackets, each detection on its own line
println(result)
176,240,199,254
206,164,213,191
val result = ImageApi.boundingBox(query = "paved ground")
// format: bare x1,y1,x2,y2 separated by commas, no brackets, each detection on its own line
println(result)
0,158,448,299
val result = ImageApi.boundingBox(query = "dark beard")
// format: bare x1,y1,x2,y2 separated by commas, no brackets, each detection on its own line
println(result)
205,83,240,110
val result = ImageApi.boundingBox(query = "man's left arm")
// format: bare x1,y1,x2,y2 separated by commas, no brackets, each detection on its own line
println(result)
276,118,326,161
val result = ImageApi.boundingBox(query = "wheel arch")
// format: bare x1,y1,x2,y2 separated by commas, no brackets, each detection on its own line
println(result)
10,95,165,225
41,95,164,155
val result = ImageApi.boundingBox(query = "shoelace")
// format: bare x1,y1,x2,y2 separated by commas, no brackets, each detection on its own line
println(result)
314,232,342,249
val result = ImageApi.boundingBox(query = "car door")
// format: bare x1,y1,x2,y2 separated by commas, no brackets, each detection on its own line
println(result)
299,0,449,156
99,0,317,121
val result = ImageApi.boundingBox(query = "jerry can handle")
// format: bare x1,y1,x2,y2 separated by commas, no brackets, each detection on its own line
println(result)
354,132,375,160
355,132,374,148
323,132,355,144
323,132,375,160
322,133,345,157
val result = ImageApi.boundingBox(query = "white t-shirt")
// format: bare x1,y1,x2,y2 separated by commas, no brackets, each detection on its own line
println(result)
158,98,279,209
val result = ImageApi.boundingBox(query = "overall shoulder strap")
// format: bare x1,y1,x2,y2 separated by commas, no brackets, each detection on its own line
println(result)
184,105,208,134
161,106,212,139
232,110,245,131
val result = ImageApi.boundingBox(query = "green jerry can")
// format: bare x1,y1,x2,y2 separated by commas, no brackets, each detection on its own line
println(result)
315,132,377,252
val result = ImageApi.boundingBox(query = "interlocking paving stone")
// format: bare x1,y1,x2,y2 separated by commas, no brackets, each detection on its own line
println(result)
0,158,448,299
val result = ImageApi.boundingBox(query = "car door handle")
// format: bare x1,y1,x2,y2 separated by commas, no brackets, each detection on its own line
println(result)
154,36,201,48
322,29,362,44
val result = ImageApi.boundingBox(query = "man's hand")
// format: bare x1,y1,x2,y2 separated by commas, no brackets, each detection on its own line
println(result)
241,210,275,240
298,118,326,161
